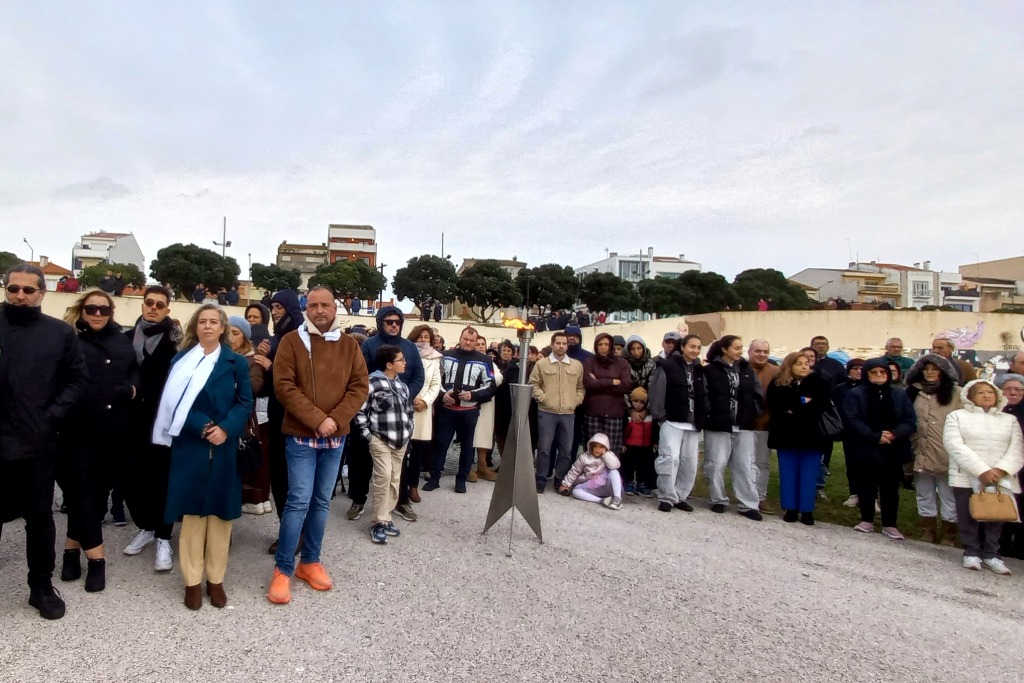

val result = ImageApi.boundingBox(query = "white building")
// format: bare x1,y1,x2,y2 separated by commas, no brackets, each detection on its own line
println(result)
327,224,377,267
71,232,145,276
574,251,701,283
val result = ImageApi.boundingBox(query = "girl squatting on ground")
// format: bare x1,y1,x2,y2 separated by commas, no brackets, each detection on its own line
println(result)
559,433,623,510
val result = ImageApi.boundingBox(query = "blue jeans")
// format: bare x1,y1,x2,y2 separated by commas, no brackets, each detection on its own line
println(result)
778,449,820,513
536,411,574,487
275,437,345,575
431,409,479,483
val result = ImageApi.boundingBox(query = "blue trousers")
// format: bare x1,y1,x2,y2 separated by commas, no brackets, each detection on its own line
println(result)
431,409,479,484
778,449,820,513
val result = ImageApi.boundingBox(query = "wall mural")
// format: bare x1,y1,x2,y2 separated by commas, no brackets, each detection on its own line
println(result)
933,321,984,349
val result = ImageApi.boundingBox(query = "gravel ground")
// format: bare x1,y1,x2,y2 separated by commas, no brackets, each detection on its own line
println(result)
1,476,1022,683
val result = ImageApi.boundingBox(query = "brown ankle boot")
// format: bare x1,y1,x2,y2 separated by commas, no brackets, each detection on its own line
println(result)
477,463,498,481
939,521,960,547
918,516,937,543
184,584,202,610
207,581,227,608
467,470,478,483
409,487,421,503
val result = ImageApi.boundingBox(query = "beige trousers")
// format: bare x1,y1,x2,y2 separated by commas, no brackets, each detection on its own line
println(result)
369,435,406,523
179,514,232,586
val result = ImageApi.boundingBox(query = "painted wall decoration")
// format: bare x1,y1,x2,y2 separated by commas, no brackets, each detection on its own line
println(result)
934,321,984,349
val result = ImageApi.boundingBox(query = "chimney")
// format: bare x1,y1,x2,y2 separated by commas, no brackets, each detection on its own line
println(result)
609,251,618,258
39,255,49,268
913,262,921,269
679,254,686,261
923,260,931,270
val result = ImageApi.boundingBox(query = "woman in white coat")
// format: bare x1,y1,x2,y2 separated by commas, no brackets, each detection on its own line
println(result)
942,379,1024,575
398,325,442,511
470,338,502,482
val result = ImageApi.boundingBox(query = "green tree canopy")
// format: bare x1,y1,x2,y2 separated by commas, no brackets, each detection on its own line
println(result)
149,243,241,300
732,268,816,310
250,263,302,292
0,251,23,278
516,264,580,312
675,271,740,314
458,260,522,322
392,255,459,314
308,259,386,300
79,262,146,288
579,272,641,313
637,275,685,318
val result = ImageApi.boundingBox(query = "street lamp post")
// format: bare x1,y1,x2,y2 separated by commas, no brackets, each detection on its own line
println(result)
23,238,34,263
378,263,387,312
213,216,232,257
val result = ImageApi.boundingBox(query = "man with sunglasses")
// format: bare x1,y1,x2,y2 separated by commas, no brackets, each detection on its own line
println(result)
122,285,181,572
345,306,424,521
0,264,89,619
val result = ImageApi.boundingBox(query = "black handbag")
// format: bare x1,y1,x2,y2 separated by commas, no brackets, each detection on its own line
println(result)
817,401,843,440
236,416,262,475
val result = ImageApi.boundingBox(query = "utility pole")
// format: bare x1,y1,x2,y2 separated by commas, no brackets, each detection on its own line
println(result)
23,238,34,263
213,216,232,257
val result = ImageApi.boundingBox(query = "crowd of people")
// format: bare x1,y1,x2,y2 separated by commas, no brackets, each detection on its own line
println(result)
2,263,1022,621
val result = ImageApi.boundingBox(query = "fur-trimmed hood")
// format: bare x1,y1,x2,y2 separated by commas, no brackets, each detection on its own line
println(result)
905,353,958,386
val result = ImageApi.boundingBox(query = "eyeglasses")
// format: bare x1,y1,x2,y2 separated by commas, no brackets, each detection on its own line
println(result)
6,285,40,295
382,319,401,326
83,304,113,316
144,299,168,310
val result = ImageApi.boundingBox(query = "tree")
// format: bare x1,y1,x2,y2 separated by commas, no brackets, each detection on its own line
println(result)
308,259,386,300
732,268,816,310
79,262,146,288
516,264,580,312
579,272,641,313
250,263,302,292
149,243,241,300
637,275,684,318
457,260,522,322
675,270,740,314
392,255,459,314
0,251,22,279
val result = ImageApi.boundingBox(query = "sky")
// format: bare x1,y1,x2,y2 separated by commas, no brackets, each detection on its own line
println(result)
2,1,1023,294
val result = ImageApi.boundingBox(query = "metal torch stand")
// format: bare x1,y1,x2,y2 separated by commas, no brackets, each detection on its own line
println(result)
483,328,542,555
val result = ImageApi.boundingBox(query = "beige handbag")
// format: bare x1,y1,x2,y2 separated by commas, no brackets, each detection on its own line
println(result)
969,486,1020,523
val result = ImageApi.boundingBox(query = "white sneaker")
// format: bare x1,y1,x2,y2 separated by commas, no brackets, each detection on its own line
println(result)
342,464,349,479
262,500,273,514
842,495,859,508
154,539,173,571
241,502,264,515
962,556,982,571
124,529,155,556
983,557,1012,575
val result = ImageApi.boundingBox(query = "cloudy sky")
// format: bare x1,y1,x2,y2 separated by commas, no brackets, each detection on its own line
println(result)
2,1,1022,291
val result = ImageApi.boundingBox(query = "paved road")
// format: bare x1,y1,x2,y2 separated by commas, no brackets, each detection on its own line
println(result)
1,479,1022,683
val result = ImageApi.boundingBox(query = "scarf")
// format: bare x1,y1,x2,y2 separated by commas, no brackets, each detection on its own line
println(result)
151,344,221,446
916,379,941,395
2,303,41,326
297,322,341,354
132,317,173,365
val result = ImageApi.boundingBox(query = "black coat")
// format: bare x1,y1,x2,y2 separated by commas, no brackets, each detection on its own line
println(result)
766,373,832,451
703,357,762,432
815,356,847,390
841,382,917,464
69,321,140,428
649,354,706,429
126,318,179,434
0,305,89,461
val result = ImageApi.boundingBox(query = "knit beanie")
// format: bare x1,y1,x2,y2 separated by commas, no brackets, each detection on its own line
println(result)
228,315,252,341
630,387,648,402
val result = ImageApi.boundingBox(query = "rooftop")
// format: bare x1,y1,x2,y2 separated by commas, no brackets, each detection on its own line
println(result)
962,275,1017,286
27,260,73,276
82,231,132,240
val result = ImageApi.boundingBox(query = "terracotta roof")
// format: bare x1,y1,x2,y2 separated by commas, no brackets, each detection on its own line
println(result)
27,260,73,276
962,275,1017,286
83,231,131,239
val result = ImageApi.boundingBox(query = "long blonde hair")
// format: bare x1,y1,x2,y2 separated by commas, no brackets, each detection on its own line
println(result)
775,352,807,387
63,289,115,330
179,304,230,351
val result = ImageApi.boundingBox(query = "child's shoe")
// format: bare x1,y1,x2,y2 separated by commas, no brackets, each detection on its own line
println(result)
636,485,654,498
624,483,636,496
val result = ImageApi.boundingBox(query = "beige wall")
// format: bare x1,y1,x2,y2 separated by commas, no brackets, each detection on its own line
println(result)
40,291,250,328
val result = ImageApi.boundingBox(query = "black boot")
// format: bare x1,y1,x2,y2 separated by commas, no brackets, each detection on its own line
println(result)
85,558,106,592
783,510,799,523
800,512,815,526
29,583,66,620
61,549,82,582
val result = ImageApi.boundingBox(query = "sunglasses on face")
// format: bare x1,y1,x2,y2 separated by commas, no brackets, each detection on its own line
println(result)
143,299,168,310
83,304,113,316
7,285,40,295
383,319,401,326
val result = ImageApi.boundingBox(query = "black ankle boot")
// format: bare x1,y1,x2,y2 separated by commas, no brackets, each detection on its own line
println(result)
85,558,106,592
783,510,799,523
61,549,82,582
28,583,66,620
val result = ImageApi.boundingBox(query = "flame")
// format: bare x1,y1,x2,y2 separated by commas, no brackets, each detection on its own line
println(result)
500,312,535,331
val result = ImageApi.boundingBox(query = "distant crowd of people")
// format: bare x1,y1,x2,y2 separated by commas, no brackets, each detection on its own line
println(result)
1,264,1021,622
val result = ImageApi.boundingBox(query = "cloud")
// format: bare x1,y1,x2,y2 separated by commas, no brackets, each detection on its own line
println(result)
52,176,130,201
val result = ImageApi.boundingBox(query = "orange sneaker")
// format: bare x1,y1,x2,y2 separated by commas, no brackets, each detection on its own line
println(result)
294,562,333,591
267,568,291,604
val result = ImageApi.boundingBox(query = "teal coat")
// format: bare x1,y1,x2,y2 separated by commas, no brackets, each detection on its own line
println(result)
164,343,253,523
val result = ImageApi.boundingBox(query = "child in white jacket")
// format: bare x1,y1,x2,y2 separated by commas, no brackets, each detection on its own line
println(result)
558,433,623,510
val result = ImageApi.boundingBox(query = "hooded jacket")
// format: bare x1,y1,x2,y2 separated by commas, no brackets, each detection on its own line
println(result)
841,357,917,464
905,354,961,475
361,306,425,398
269,289,303,360
943,380,1024,493
561,433,621,489
582,333,632,418
621,335,656,391
703,356,762,432
564,325,593,362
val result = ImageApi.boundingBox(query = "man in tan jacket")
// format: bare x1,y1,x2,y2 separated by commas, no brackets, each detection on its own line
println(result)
529,332,585,493
267,286,368,605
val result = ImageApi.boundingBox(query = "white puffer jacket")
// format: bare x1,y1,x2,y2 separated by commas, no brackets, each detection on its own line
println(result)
943,380,1024,493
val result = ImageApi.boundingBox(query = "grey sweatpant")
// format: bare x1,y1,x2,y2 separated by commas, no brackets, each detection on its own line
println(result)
654,423,700,505
752,430,771,502
703,430,759,512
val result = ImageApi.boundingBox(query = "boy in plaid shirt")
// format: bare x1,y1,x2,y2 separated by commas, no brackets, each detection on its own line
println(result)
356,345,415,544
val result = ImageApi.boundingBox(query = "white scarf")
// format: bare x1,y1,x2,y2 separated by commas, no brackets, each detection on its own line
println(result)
152,344,221,446
297,321,341,353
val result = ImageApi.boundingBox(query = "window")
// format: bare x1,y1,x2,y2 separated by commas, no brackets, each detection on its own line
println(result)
280,255,291,261
618,260,646,281
912,281,931,297
947,303,972,312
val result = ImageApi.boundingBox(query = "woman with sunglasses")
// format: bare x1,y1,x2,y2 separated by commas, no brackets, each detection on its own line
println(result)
58,289,139,592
